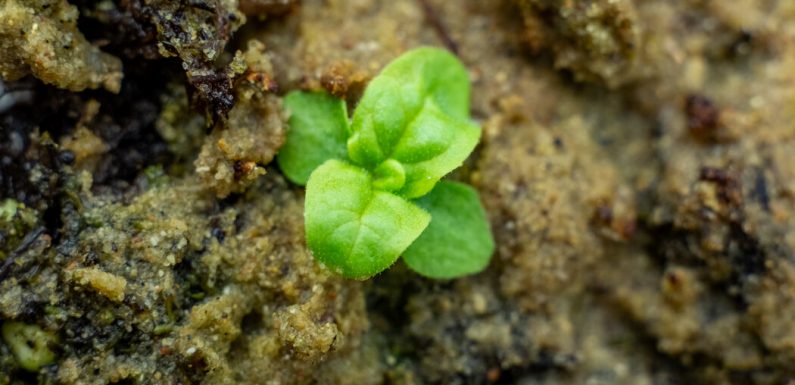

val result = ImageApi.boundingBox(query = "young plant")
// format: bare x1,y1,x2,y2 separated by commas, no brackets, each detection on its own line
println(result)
277,47,494,279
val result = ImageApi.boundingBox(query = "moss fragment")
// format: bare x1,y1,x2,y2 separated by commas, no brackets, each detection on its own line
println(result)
0,199,39,260
1,322,58,372
0,200,17,223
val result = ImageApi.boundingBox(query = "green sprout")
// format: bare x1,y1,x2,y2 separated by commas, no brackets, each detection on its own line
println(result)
277,47,494,279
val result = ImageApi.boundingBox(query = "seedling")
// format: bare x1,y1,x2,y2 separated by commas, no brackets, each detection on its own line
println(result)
277,47,494,279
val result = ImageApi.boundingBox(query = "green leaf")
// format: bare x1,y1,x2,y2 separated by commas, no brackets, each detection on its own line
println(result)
402,181,494,279
277,91,350,185
372,158,406,192
305,159,431,279
347,47,480,198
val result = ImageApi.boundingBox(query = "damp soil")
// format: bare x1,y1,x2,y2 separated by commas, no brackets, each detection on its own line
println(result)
2,1,795,384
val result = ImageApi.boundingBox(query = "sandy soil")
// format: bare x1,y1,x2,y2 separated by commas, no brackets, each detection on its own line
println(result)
2,0,795,384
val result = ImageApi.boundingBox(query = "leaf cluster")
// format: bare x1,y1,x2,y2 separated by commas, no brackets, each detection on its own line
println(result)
277,47,494,279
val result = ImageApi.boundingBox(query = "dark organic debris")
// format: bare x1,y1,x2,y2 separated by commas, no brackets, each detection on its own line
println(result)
686,94,721,142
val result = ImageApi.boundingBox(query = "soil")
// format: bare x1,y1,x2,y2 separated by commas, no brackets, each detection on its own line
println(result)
2,0,795,384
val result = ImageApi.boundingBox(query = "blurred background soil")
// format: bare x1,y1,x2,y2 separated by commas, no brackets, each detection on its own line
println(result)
2,0,795,384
